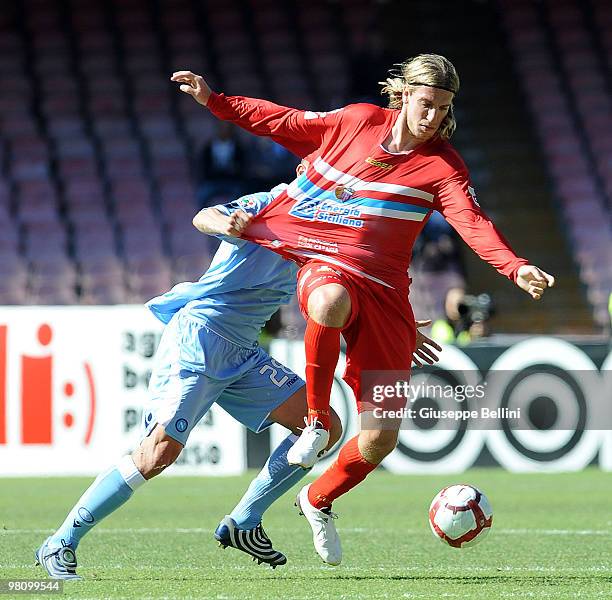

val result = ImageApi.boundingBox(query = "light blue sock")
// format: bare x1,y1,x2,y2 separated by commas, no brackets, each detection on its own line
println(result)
230,434,307,529
49,456,146,550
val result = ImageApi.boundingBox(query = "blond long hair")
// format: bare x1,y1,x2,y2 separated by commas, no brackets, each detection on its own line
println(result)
379,54,460,139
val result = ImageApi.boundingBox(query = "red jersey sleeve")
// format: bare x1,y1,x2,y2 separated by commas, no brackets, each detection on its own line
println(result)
206,92,343,158
434,169,528,282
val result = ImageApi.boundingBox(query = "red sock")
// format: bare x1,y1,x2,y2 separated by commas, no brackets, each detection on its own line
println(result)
308,436,377,509
304,318,341,431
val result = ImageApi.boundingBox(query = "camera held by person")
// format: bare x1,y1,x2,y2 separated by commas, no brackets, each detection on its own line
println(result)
432,288,495,345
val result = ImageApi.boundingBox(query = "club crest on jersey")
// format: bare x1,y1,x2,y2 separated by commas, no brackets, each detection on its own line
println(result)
334,185,355,201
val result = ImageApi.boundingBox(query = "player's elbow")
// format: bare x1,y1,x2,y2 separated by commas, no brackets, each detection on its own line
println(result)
192,208,212,233
192,210,202,229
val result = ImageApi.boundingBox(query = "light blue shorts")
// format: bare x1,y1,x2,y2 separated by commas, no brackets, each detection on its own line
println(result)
144,311,304,445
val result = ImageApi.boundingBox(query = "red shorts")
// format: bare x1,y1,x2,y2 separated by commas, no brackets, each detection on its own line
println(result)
297,261,416,413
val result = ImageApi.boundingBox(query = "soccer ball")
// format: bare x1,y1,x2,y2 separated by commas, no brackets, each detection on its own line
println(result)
428,484,493,548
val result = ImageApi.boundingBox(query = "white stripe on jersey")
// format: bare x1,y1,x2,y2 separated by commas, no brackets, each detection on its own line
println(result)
313,158,435,202
288,249,395,289
357,205,428,221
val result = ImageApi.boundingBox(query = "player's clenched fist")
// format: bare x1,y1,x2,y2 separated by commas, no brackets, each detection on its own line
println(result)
515,265,556,300
224,209,253,237
192,207,252,238
171,70,212,106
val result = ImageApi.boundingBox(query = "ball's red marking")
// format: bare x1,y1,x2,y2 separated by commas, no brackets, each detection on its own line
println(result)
63,413,74,428
431,519,462,548
64,382,74,397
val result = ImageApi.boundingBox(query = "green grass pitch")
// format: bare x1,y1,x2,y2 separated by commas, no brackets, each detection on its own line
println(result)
1,468,610,599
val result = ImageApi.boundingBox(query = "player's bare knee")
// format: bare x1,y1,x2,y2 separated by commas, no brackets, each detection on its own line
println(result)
132,426,183,480
377,433,399,457
307,284,351,327
135,440,182,480
358,429,398,463
152,440,182,478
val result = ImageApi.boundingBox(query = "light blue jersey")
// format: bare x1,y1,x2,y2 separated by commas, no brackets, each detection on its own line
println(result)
146,184,298,348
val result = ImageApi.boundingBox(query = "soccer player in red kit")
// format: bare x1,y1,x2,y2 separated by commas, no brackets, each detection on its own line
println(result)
172,54,555,565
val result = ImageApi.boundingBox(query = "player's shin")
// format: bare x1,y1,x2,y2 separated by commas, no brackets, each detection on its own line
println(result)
229,433,306,529
304,319,342,431
48,455,146,550
307,436,377,509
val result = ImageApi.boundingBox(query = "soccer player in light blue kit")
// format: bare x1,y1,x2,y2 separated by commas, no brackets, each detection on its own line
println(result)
35,160,440,579
35,160,343,578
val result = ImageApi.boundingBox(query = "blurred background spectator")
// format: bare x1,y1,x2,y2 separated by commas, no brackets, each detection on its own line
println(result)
196,121,246,207
245,137,297,192
413,212,465,278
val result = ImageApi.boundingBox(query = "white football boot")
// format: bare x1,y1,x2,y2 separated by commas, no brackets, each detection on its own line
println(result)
295,484,342,566
287,419,330,468
35,538,81,580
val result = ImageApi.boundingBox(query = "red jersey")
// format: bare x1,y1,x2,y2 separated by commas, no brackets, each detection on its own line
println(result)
207,93,528,290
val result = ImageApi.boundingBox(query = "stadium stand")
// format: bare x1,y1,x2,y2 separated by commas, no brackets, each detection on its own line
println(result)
0,0,608,334
499,0,612,330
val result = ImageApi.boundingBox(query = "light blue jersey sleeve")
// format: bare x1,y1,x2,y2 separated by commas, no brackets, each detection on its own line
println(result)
216,184,286,217
213,184,287,245
145,184,296,344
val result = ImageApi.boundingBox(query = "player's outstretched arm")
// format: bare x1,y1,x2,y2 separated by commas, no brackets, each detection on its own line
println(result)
436,175,556,297
171,69,343,157
171,71,212,106
193,207,252,238
412,320,443,368
515,265,555,300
